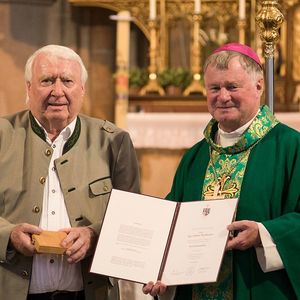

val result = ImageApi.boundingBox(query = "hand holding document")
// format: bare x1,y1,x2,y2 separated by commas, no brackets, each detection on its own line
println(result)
90,189,238,286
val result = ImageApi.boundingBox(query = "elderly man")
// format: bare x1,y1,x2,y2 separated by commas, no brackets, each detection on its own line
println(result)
0,45,140,300
143,43,300,299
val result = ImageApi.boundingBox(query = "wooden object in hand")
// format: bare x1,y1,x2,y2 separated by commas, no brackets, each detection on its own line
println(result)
32,231,71,255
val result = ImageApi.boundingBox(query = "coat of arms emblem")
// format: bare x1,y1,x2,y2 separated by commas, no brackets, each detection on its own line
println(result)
202,207,211,216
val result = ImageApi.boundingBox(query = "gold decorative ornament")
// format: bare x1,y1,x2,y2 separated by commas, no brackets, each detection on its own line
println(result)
256,0,284,58
204,139,260,200
67,0,300,112
204,174,239,199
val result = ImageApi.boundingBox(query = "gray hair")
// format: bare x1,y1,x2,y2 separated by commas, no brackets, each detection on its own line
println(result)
203,51,263,79
25,44,88,84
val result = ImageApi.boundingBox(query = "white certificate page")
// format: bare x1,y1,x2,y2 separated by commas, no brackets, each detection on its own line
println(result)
161,198,238,286
90,189,177,284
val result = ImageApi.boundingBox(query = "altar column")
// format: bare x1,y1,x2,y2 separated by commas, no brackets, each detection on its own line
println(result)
114,10,131,129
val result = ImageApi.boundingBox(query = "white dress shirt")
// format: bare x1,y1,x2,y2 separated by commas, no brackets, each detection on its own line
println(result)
29,118,83,293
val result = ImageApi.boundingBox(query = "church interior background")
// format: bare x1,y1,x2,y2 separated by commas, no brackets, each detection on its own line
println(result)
0,0,300,299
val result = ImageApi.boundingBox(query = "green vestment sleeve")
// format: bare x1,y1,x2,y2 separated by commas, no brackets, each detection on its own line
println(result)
167,123,300,300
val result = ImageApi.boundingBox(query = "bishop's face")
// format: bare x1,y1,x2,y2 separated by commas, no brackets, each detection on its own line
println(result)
26,53,85,133
204,56,263,132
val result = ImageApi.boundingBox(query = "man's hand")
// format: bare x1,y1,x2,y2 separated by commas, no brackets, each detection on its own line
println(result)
226,220,262,251
142,281,167,297
10,223,42,256
61,227,97,264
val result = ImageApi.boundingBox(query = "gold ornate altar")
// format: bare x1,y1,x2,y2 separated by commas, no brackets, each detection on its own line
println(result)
69,0,300,112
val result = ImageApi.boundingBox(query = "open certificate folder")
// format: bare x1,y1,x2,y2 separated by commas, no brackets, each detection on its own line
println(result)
90,189,238,286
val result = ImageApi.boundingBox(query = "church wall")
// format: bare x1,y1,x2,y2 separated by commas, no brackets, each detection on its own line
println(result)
137,149,185,198
0,0,116,121
0,1,53,115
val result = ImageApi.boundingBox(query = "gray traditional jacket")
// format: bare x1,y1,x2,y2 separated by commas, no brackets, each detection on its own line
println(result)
0,110,140,300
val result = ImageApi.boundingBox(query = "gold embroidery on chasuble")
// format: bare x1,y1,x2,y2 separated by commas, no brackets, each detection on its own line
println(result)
203,151,249,200
191,106,278,300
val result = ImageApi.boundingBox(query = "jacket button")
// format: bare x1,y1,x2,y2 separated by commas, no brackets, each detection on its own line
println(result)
39,177,46,184
45,149,52,156
103,185,108,192
32,206,40,213
21,270,29,278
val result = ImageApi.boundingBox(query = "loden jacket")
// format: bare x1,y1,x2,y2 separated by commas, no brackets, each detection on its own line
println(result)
0,110,140,300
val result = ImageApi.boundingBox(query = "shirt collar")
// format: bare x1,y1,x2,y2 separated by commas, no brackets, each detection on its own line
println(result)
217,111,259,147
34,117,77,144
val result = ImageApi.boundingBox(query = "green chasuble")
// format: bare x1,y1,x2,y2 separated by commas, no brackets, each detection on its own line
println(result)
166,106,300,300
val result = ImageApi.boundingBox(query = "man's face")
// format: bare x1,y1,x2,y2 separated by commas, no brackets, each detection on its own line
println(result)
27,53,85,131
204,57,263,132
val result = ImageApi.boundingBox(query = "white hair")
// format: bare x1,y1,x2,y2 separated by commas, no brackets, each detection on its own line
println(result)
25,44,88,84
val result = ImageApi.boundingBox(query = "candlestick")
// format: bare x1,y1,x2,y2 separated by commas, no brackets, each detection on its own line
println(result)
149,0,156,20
183,14,206,96
239,0,246,20
139,20,165,95
194,0,201,14
238,19,246,44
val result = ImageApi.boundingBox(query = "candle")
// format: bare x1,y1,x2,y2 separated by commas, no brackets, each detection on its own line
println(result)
149,0,156,20
239,0,245,19
194,0,201,14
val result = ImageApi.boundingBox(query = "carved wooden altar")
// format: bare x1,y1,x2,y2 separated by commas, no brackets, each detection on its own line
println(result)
69,0,300,112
